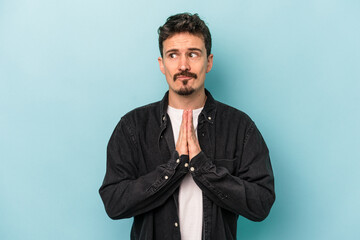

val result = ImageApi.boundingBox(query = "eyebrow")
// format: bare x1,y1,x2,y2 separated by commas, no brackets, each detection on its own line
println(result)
165,48,203,55
188,48,202,52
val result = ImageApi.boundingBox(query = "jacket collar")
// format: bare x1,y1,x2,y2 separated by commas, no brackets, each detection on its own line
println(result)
159,89,217,127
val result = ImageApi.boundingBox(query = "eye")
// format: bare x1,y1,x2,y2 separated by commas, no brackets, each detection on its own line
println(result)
169,53,177,58
189,52,199,58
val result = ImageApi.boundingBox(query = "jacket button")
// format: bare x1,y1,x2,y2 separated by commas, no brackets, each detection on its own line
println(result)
164,176,169,180
208,116,212,120
174,222,178,227
176,159,180,163
184,163,189,167
162,116,166,121
190,167,195,172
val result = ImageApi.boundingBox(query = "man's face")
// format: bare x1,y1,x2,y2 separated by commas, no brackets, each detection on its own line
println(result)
158,32,213,96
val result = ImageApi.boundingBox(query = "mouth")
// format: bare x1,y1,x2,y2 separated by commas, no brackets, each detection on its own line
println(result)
173,71,197,82
176,75,193,81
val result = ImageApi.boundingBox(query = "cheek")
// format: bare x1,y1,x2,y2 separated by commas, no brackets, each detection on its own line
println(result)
197,63,208,75
164,68,175,82
163,63,177,75
165,71,175,80
196,60,208,71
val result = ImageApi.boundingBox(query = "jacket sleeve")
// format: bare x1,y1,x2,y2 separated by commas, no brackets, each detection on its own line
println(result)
190,122,275,221
99,117,188,219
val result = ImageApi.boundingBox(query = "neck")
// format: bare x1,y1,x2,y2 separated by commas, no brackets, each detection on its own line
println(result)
168,88,206,109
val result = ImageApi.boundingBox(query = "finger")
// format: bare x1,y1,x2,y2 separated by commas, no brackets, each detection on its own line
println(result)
187,109,194,137
186,109,190,132
176,110,189,155
182,109,188,140
176,110,188,155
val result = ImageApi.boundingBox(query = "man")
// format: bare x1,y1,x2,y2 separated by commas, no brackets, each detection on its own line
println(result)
99,13,275,240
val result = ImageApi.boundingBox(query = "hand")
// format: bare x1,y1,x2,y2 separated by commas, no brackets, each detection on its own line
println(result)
176,109,188,156
175,109,202,160
186,109,201,160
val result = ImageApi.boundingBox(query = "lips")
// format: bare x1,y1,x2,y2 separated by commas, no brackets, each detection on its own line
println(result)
176,75,193,80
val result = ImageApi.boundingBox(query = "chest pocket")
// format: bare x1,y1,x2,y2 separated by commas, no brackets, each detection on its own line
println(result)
213,158,237,175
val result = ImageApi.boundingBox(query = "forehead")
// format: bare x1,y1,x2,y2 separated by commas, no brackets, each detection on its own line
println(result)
163,32,205,51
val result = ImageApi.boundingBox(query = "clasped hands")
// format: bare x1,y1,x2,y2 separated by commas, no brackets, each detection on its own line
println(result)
176,109,201,161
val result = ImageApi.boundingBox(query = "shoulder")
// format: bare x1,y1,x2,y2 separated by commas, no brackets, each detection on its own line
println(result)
116,100,162,131
123,101,160,120
214,100,254,126
213,100,259,144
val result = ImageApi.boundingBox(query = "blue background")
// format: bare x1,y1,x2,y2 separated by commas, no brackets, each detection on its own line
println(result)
1,0,359,239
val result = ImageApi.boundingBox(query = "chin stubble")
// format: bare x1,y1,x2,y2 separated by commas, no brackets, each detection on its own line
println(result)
175,87,195,96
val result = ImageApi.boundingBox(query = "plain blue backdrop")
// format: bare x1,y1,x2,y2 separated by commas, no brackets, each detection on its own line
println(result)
1,0,359,239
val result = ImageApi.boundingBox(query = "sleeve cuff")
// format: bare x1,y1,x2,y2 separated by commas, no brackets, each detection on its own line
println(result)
189,151,212,174
167,150,190,173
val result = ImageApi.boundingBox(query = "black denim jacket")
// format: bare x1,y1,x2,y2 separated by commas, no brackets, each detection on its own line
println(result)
99,90,275,240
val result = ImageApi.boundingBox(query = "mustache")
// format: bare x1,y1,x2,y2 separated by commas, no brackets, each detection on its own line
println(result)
173,71,197,81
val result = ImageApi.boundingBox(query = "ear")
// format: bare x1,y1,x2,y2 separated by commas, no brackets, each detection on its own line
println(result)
158,57,165,75
206,54,214,73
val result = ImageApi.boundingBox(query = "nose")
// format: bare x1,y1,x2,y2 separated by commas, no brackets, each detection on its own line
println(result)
178,55,190,72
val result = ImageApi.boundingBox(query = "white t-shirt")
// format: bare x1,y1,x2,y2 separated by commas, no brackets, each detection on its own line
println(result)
167,105,203,240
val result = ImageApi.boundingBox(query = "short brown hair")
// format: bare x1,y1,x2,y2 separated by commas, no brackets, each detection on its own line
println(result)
158,13,212,57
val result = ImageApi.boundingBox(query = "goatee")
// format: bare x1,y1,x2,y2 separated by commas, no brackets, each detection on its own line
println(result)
175,87,195,96
173,70,197,96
